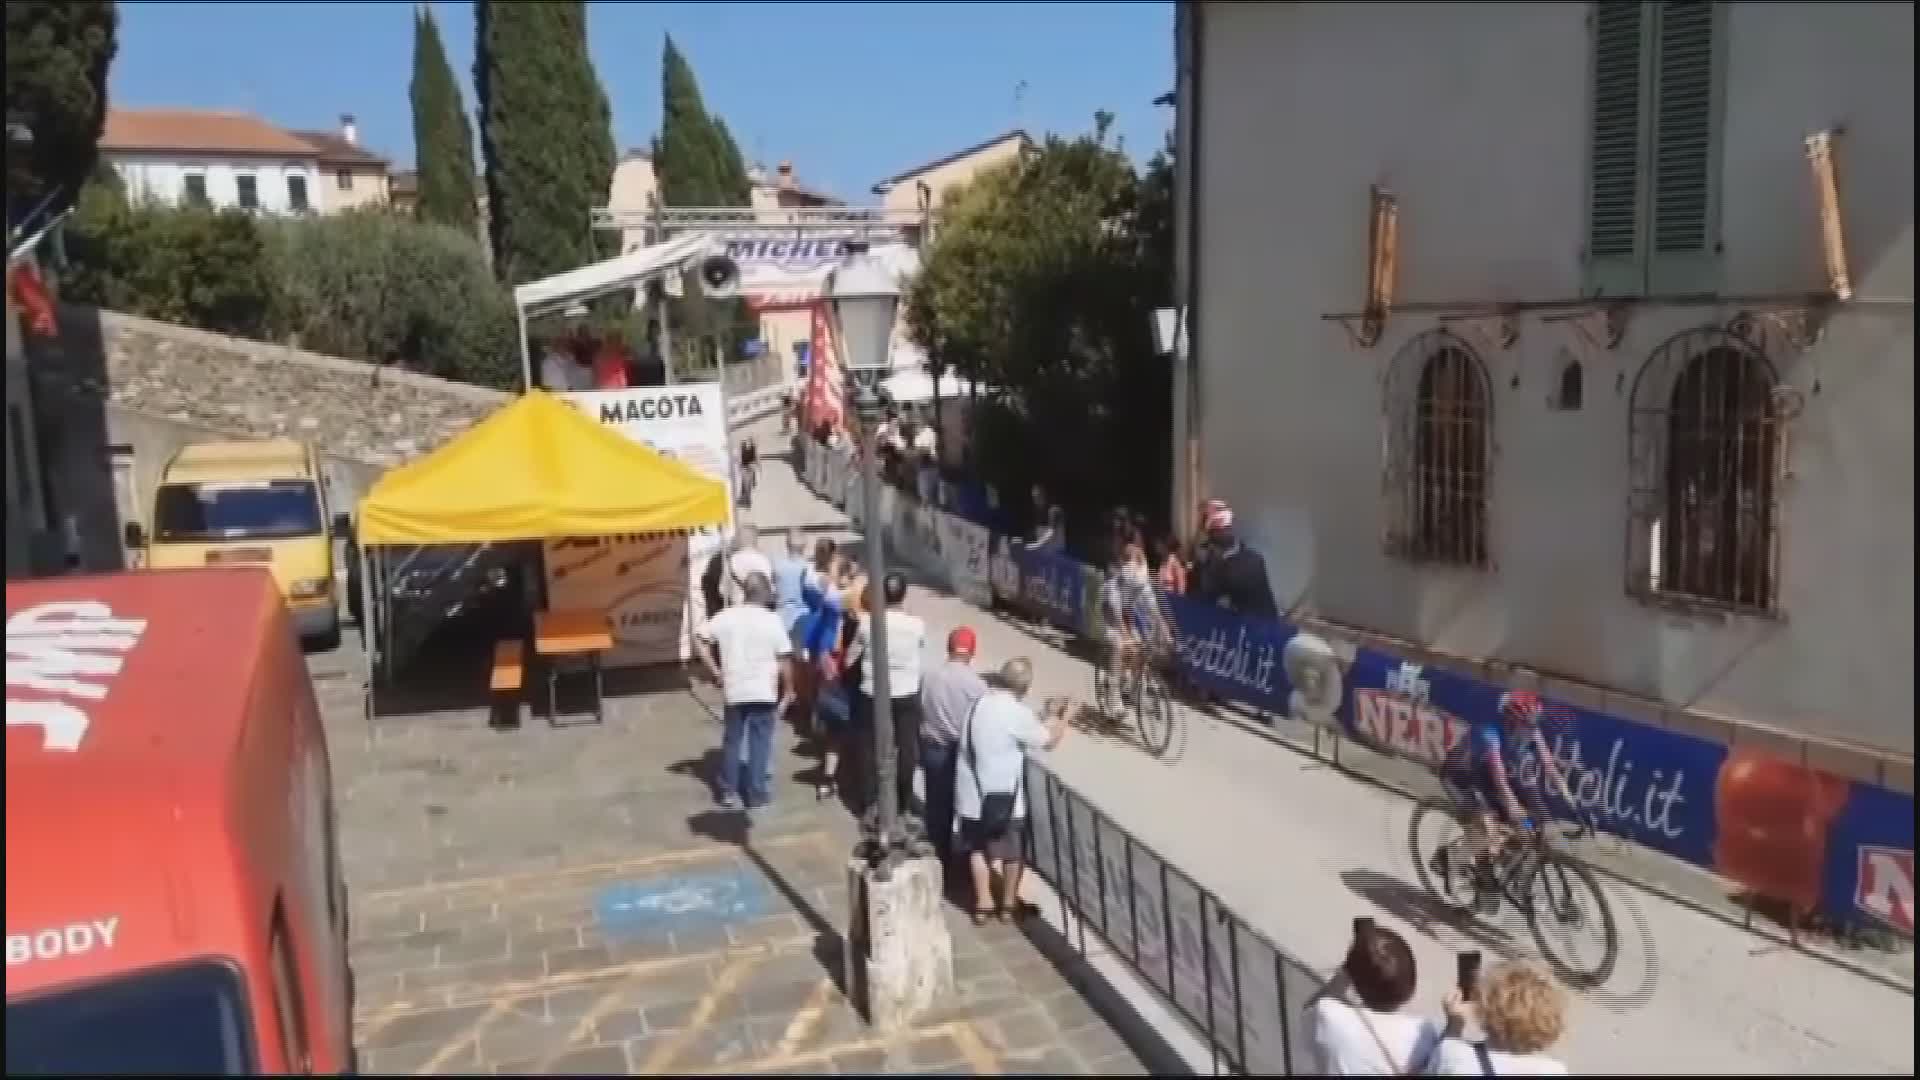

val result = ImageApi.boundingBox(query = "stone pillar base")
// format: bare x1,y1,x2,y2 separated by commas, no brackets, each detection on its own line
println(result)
844,853,954,1032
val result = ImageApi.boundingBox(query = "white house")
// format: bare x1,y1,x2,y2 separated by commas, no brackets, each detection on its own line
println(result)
1174,2,1914,762
100,109,326,216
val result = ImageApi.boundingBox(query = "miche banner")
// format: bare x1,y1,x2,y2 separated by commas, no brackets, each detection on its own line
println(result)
547,385,734,666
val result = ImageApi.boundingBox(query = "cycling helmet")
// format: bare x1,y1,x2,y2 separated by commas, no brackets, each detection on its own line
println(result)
1499,689,1544,727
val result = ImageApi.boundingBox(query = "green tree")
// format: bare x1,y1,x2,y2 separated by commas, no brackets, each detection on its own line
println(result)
4,0,119,219
64,192,278,340
651,35,756,374
906,115,1174,547
409,2,479,236
474,0,618,286
267,210,516,389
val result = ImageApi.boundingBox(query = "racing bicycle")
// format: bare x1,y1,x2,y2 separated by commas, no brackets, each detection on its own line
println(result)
1092,632,1177,758
1408,794,1621,987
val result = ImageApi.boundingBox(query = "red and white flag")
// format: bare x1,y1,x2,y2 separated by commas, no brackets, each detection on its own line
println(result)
803,303,844,434
7,262,58,337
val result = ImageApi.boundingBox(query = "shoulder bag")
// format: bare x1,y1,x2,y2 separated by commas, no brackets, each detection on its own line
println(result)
965,696,1023,839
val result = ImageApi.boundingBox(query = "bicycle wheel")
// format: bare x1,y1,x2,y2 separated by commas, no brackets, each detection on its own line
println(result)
1134,669,1176,758
1525,853,1620,987
1407,798,1484,914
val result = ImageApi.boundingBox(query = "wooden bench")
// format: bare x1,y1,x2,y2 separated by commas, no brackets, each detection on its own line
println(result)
489,639,526,729
491,639,526,691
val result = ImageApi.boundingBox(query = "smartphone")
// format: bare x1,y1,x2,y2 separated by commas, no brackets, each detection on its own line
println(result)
1353,916,1375,940
1457,951,1484,999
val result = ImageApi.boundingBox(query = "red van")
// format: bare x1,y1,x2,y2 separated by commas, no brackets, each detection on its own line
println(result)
5,568,355,1074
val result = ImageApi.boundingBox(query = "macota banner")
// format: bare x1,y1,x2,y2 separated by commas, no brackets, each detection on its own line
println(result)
552,385,732,666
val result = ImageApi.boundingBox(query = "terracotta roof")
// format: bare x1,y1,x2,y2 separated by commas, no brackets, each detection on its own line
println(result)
290,130,389,169
391,170,419,196
871,130,1033,193
101,108,320,157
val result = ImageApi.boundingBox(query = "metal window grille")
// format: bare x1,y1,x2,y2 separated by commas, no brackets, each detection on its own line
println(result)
1383,331,1491,568
1627,326,1783,614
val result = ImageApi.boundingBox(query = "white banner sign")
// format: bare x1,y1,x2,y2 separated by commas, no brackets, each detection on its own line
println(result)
937,512,993,607
546,385,735,667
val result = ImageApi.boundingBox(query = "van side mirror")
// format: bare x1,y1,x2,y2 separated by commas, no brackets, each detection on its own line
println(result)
123,521,146,549
332,512,352,536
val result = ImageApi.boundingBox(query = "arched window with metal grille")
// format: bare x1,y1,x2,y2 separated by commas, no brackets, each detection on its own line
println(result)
1628,327,1784,614
1383,331,1492,568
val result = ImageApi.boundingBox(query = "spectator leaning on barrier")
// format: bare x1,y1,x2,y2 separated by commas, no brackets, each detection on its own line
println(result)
955,658,1068,926
1305,919,1442,1075
844,571,928,816
694,573,791,812
918,627,989,876
1193,504,1279,620
1430,961,1571,1076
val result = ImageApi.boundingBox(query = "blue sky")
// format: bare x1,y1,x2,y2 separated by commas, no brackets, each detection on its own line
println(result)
111,1,1175,198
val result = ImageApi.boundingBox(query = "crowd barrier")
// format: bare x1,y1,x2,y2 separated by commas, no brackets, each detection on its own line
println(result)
724,380,796,428
1023,758,1321,1074
794,438,1916,945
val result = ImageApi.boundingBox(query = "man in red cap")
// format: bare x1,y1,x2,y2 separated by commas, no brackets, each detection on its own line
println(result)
917,625,989,878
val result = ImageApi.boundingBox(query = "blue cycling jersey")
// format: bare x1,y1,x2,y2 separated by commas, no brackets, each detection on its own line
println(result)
1446,719,1510,782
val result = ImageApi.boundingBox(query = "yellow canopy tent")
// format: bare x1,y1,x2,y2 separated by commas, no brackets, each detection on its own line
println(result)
351,389,731,703
357,388,728,545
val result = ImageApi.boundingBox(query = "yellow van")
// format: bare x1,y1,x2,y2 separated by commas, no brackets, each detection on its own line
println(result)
124,439,345,648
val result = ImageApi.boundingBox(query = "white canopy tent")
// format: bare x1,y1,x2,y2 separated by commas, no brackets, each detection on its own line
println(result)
510,233,721,390
882,366,995,406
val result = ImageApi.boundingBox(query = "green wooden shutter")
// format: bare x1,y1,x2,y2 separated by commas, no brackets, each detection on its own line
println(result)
1585,1,1652,296
1647,1,1725,294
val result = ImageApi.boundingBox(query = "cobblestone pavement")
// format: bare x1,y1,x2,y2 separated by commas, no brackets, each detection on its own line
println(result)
308,640,1149,1075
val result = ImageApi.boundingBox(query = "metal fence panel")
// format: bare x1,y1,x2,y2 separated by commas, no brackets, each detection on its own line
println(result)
1023,760,1319,1075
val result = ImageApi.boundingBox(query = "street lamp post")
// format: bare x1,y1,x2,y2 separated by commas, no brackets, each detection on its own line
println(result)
829,241,953,1030
828,240,918,868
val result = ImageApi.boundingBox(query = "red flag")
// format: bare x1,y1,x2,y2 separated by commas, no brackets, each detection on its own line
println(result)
803,302,845,434
8,263,58,337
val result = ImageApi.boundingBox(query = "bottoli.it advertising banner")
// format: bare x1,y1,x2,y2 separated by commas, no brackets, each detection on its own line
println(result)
546,385,734,667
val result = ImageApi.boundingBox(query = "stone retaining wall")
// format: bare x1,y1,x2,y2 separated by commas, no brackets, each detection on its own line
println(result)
48,306,510,468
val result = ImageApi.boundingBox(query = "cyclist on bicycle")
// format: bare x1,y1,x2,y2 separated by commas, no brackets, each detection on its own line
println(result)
1099,542,1171,700
1440,690,1581,876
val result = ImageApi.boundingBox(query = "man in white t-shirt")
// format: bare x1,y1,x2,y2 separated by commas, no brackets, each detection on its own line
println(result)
694,574,791,810
1305,920,1443,1075
843,571,927,815
726,524,773,606
911,421,939,502
953,657,1068,923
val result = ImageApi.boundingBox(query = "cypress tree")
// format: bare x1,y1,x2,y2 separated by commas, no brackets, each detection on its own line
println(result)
651,36,757,371
474,0,617,286
5,0,119,218
408,3,479,236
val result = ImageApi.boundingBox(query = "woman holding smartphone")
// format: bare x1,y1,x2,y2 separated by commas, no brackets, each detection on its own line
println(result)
1305,919,1442,1074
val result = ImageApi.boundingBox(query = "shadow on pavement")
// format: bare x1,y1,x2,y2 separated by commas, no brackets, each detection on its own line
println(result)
1015,906,1197,1077
1337,868,1514,954
686,809,853,996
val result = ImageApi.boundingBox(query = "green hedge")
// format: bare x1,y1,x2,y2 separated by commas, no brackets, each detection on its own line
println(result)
61,186,519,390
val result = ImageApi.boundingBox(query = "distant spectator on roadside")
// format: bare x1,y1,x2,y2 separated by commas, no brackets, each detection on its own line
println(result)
694,573,791,812
1152,532,1189,595
1306,919,1441,1075
844,571,927,815
918,627,989,876
592,332,630,390
1193,504,1278,620
1429,961,1571,1076
728,525,773,606
1028,483,1049,540
955,658,1068,925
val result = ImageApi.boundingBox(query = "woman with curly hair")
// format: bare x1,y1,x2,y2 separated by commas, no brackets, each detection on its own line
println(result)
1431,960,1570,1075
